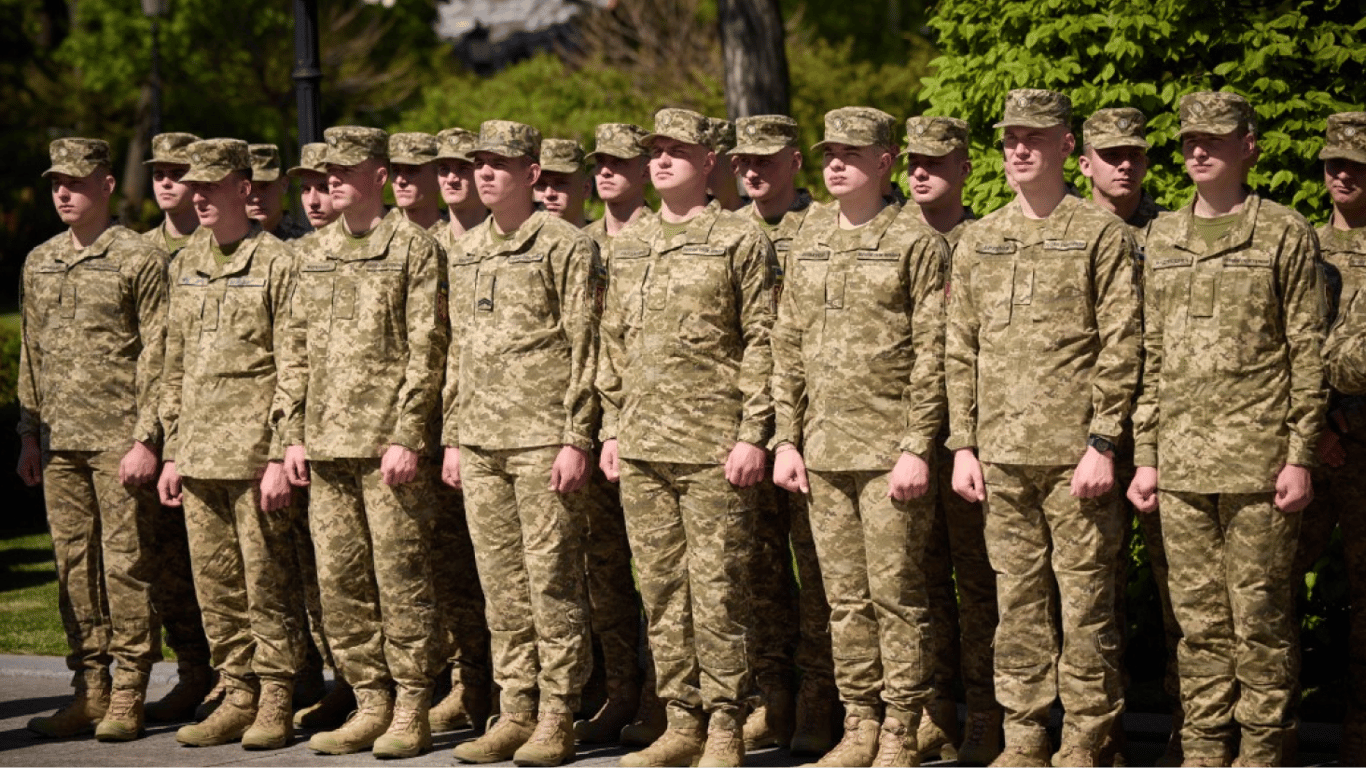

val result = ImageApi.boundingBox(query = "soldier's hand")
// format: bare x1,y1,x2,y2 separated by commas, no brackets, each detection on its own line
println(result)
725,441,766,488
381,443,420,486
259,461,292,512
952,449,986,503
284,444,310,487
888,452,931,501
441,446,463,490
1070,446,1115,499
120,441,159,486
599,439,621,483
773,447,809,494
1274,464,1313,513
1317,430,1346,468
16,435,41,487
158,461,183,507
1127,467,1159,513
550,445,591,494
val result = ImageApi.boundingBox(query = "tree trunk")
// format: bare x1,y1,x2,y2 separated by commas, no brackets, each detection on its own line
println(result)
717,0,789,118
118,84,153,227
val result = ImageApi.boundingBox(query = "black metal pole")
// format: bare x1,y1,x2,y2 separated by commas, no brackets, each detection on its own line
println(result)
293,0,323,151
150,17,162,136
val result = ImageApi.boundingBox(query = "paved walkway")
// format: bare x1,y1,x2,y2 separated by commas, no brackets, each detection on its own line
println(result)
0,654,1343,766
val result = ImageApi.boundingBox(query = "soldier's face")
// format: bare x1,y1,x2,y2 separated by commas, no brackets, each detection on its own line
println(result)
534,170,590,221
1080,146,1148,200
1181,131,1254,186
733,149,801,203
821,143,887,199
594,155,648,203
298,173,336,228
1325,158,1366,212
392,162,440,211
327,159,388,213
647,139,712,195
1001,125,1073,189
151,163,192,212
473,153,538,211
245,178,286,222
50,170,114,226
190,175,251,230
438,159,479,209
906,150,970,208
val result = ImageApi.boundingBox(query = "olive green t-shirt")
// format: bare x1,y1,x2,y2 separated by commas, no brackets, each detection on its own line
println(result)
210,238,241,267
1192,212,1241,249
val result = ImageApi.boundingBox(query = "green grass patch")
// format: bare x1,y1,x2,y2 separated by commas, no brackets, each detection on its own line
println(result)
0,312,18,335
0,529,67,656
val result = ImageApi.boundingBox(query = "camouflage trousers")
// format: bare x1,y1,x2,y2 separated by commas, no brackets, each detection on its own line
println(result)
181,477,306,687
43,450,162,689
982,462,1124,748
430,483,491,689
619,459,755,728
1160,490,1298,762
924,446,998,712
807,468,934,721
462,445,591,715
309,458,437,698
582,467,642,690
150,503,211,668
286,493,334,674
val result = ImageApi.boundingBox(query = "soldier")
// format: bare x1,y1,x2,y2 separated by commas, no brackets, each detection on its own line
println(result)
1328,284,1366,394
390,132,446,232
1127,91,1326,767
898,115,1002,765
19,138,167,741
1326,116,1366,402
153,138,305,750
946,89,1141,766
247,144,308,240
597,107,775,768
440,120,597,767
143,132,202,255
706,116,745,211
536,138,593,227
290,142,336,232
281,125,448,758
434,127,491,246
586,123,652,240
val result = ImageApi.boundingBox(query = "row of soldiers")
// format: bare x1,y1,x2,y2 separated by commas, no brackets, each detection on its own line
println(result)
16,87,1366,768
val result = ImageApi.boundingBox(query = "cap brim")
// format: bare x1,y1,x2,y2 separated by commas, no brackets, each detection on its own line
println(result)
389,155,437,167
641,132,706,148
324,150,381,167
287,166,327,178
539,163,583,174
42,162,99,178
1177,122,1240,138
1321,147,1366,164
900,142,955,158
181,167,237,183
473,145,532,159
993,118,1066,129
143,158,190,167
586,148,643,160
1088,137,1150,150
252,169,282,183
727,143,793,156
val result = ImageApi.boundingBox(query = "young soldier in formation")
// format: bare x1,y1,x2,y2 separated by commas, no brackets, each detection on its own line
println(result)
291,142,337,233
537,139,593,227
897,115,1002,766
389,132,445,232
282,126,448,758
771,106,947,768
20,138,168,742
155,138,305,750
1129,91,1327,767
143,132,202,255
247,144,308,241
1324,114,1366,407
598,107,776,768
441,120,598,767
706,117,745,211
947,89,1141,767
586,123,652,242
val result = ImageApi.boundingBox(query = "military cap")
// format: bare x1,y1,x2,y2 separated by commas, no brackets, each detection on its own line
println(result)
389,132,440,166
901,116,970,157
43,137,112,178
707,118,736,154
994,88,1072,129
144,132,200,166
1320,112,1366,165
182,138,252,184
248,144,283,183
539,139,586,174
587,123,648,160
324,125,389,166
812,106,897,151
287,142,329,177
474,120,541,159
1083,108,1150,150
1178,91,1255,137
436,127,478,162
729,115,800,156
642,108,712,148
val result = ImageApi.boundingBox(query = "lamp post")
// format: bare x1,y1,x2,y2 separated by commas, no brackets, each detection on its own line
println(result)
293,0,323,149
141,0,169,137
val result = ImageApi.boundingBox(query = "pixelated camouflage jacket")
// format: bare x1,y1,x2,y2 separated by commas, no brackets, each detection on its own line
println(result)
1325,224,1366,397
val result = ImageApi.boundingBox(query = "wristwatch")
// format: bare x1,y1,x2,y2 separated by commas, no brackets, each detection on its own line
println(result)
1087,434,1116,455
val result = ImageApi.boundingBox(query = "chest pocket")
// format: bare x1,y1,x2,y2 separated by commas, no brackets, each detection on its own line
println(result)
791,251,830,320
852,250,904,309
1033,240,1090,324
608,248,651,331
222,277,270,345
973,244,1017,332
72,264,127,331
298,262,337,321
1220,253,1278,368
668,247,730,308
494,251,552,323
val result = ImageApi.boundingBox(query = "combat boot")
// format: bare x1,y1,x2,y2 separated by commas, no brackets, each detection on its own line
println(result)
811,715,880,767
195,676,227,720
621,684,668,747
431,676,492,733
873,711,920,767
957,708,1004,766
742,681,794,750
178,684,258,746
1052,738,1099,767
294,679,355,730
308,688,393,754
27,668,111,738
94,684,146,741
620,726,706,767
575,679,639,744
241,679,294,750
145,662,216,722
916,696,959,761
988,731,1050,768
453,710,536,763
789,678,836,756
513,711,575,766
374,689,432,758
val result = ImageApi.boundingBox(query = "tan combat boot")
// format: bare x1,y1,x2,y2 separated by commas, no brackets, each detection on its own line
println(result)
699,719,745,768
916,697,959,762
621,684,668,747
811,715,880,767
373,690,432,759
241,679,294,750
195,676,228,720
94,684,146,742
1052,738,1099,767
431,675,492,733
575,679,640,744
27,668,111,738
742,681,794,750
294,679,356,730
789,678,837,756
177,684,258,746
513,711,575,766
145,663,216,723
308,688,393,754
873,712,919,767
453,710,536,763
620,726,707,768
988,731,1050,768
957,708,1004,766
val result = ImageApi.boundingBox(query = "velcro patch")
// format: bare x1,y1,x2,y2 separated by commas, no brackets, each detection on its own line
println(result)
1224,254,1272,268
613,246,651,260
364,262,405,272
508,252,545,263
976,243,1015,255
81,261,122,272
681,245,725,256
1152,256,1192,270
796,251,830,261
227,277,266,287
1043,240,1089,251
179,276,209,286
856,250,898,261
301,262,337,272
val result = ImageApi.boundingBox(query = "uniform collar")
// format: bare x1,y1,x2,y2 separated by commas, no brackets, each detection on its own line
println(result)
654,199,722,253
481,209,550,258
816,199,903,252
187,222,264,280
1172,193,1262,259
322,209,401,261
58,222,122,267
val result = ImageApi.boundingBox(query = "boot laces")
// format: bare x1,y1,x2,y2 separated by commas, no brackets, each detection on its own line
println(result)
390,706,417,731
875,726,906,764
109,688,139,717
528,713,563,744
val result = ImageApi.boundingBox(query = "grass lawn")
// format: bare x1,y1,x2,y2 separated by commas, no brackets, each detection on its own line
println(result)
0,529,66,656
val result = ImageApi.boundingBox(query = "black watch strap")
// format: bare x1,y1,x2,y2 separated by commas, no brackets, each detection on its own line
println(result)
1087,434,1116,454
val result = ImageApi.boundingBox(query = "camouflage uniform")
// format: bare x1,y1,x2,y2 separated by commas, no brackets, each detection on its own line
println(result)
282,127,447,708
18,139,167,693
945,90,1141,753
1131,92,1328,766
598,110,776,730
249,144,311,241
142,132,201,258
772,107,948,731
